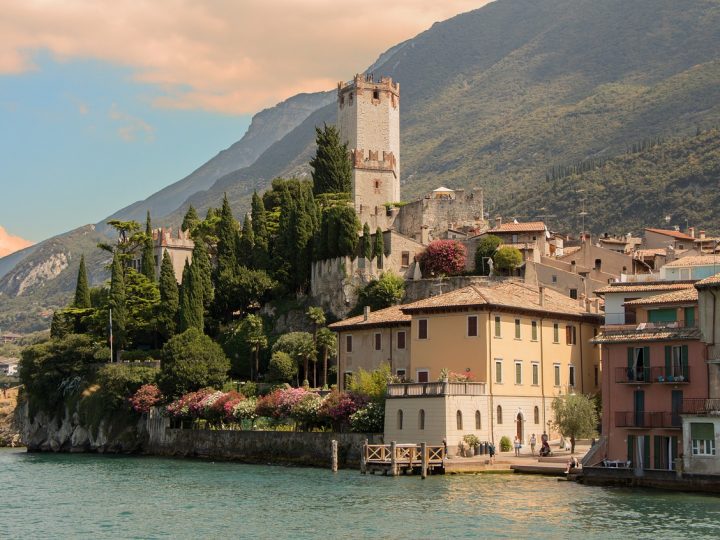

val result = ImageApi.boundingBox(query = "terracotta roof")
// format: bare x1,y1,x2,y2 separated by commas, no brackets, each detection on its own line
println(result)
400,281,600,320
594,281,695,295
623,288,697,306
593,326,701,344
644,228,694,240
695,272,720,289
488,221,546,233
664,255,720,267
562,246,582,256
599,237,628,244
329,305,410,330
634,248,666,258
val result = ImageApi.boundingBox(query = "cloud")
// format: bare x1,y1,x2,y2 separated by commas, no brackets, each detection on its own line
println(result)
0,0,491,114
109,103,155,142
0,225,34,258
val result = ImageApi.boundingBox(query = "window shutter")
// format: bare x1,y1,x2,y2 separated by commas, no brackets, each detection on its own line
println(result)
627,347,634,370
681,345,689,377
643,435,651,469
691,423,714,440
627,434,635,462
642,346,650,367
653,436,662,469
665,346,672,376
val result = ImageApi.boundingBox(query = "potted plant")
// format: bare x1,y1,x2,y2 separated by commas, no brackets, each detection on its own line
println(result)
463,434,480,455
500,435,512,452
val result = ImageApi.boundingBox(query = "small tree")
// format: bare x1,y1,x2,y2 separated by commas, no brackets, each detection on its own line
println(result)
73,254,92,308
158,328,230,398
419,240,466,277
306,306,326,387
493,246,523,275
267,351,297,383
181,205,200,233
362,223,372,260
157,251,179,342
310,123,352,195
141,211,156,281
108,251,127,358
238,314,267,381
316,327,337,388
474,234,502,275
272,332,316,386
353,271,405,314
373,227,384,266
551,393,599,454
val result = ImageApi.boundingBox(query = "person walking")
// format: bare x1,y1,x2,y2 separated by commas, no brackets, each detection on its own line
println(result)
488,442,496,464
514,436,521,457
530,433,537,456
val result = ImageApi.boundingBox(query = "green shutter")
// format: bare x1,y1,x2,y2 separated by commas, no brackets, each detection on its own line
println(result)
681,345,689,378
643,435,651,469
642,346,650,366
665,346,672,377
685,307,695,326
627,435,635,462
671,436,678,467
653,436,662,469
627,347,634,370
691,423,715,440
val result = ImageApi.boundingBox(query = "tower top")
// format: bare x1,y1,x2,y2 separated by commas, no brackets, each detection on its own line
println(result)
337,73,399,99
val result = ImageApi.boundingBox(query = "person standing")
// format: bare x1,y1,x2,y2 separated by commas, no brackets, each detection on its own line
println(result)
514,436,521,456
530,433,537,456
488,442,496,464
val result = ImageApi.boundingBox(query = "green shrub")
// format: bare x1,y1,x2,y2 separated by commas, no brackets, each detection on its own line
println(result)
94,364,159,408
349,402,385,433
267,351,298,383
499,435,512,452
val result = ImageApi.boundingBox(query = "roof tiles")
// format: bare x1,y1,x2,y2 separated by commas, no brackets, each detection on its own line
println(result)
328,304,410,330
623,288,697,306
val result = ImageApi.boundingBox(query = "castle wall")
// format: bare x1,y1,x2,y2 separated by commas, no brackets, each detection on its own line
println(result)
395,190,485,243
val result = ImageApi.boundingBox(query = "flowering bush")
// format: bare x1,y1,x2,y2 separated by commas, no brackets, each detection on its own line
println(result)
448,371,475,382
319,391,361,429
418,240,467,277
129,384,163,414
276,387,310,417
255,389,283,419
189,388,221,419
223,394,246,420
290,393,323,428
349,402,385,433
229,397,258,424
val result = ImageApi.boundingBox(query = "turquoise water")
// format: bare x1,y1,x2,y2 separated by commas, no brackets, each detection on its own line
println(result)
2,448,719,539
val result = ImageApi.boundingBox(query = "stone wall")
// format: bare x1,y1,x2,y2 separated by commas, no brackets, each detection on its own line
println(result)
394,190,484,243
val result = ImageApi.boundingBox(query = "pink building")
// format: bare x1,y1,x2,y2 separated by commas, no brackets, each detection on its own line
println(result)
594,287,708,470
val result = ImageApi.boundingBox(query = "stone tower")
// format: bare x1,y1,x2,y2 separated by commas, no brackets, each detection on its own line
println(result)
337,74,400,214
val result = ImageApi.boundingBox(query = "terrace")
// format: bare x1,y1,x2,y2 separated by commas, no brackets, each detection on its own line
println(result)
615,411,681,429
387,381,486,398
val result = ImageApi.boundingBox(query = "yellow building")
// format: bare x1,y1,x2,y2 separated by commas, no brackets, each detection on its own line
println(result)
331,281,603,453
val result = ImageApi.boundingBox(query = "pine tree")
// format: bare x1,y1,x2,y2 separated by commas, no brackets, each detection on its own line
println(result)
191,239,213,308
310,124,352,195
239,214,255,267
73,254,91,308
181,205,200,233
362,223,372,260
157,251,179,341
141,211,156,281
109,251,127,358
251,191,270,269
374,227,384,267
178,259,203,332
216,194,238,276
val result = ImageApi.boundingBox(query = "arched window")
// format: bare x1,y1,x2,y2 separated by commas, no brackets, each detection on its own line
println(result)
497,405,503,425
397,409,403,430
419,409,425,430
475,410,482,430
534,406,540,424
456,410,463,430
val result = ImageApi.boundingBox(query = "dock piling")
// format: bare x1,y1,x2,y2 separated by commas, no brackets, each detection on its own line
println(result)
421,442,428,479
390,441,397,476
331,440,338,473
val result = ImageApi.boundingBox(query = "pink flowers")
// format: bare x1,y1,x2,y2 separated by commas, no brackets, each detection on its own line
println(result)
419,240,467,277
129,384,163,413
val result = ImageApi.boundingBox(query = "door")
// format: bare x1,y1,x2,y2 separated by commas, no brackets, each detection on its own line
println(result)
516,413,524,442
671,390,683,428
634,390,645,427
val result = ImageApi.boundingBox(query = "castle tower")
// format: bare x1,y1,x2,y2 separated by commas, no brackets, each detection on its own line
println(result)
337,74,400,214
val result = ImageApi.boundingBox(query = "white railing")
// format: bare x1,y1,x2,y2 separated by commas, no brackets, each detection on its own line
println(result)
387,381,486,397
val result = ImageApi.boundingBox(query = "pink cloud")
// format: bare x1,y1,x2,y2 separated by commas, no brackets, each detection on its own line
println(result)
0,1,491,114
0,226,34,258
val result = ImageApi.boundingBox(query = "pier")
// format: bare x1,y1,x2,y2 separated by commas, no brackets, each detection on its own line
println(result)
361,441,445,476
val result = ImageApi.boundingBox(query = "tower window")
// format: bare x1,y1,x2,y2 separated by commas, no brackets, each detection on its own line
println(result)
373,90,380,100
374,180,380,189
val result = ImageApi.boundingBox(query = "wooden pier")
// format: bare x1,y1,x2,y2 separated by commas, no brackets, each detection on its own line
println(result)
361,441,445,477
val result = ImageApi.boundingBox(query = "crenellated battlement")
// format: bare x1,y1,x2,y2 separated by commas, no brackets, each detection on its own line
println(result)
338,73,399,109
351,149,397,175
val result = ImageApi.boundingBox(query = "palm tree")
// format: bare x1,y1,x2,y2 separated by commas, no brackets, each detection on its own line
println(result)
306,307,326,387
241,314,267,381
316,327,337,388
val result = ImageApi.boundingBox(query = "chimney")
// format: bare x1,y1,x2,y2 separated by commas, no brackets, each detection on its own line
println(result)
364,306,371,321
700,230,706,239
539,286,545,307
495,216,502,228
688,227,695,238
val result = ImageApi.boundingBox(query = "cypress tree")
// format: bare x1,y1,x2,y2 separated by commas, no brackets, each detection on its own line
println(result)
239,214,255,267
191,240,214,308
374,227,384,267
216,194,238,276
109,251,127,358
141,211,156,281
362,223,372,260
310,124,352,195
251,191,270,269
178,259,203,332
158,251,179,340
73,254,92,308
181,205,199,233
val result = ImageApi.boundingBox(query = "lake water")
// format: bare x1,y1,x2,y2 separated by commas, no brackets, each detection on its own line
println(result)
2,447,719,539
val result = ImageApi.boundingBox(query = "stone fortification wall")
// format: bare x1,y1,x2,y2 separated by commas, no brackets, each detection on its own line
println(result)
404,276,496,303
147,423,383,468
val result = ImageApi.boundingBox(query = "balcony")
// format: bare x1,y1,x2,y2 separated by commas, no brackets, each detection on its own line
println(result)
615,411,681,429
387,381,486,398
614,366,690,384
681,398,720,415
615,366,651,384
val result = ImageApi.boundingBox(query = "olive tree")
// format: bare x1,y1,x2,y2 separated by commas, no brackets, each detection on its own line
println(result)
550,393,599,454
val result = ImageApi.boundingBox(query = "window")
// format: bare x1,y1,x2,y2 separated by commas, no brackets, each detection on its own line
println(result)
456,410,463,430
467,316,478,337
515,319,521,339
373,89,380,100
552,275,558,284
534,406,540,424
397,331,406,350
532,363,539,386
401,251,410,267
691,423,716,455
497,405,503,424
418,319,428,340
396,369,406,379
374,180,380,189
417,369,429,383
475,410,481,430
515,361,522,385
569,365,576,387
374,333,382,351
397,410,403,430
666,345,688,379
349,92,353,105
594,258,602,270
419,409,425,430
565,325,577,345
594,366,599,387
494,316,501,337
346,335,353,353
531,321,538,341
553,323,559,343
569,288,578,300
554,364,561,386
495,359,503,383
628,346,649,382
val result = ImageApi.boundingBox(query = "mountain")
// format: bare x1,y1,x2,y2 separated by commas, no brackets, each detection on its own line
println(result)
105,91,334,226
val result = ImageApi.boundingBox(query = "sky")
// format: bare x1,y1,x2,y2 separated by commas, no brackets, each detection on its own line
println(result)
0,0,489,250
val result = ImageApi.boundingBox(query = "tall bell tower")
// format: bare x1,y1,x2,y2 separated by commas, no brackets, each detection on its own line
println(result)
337,74,400,214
